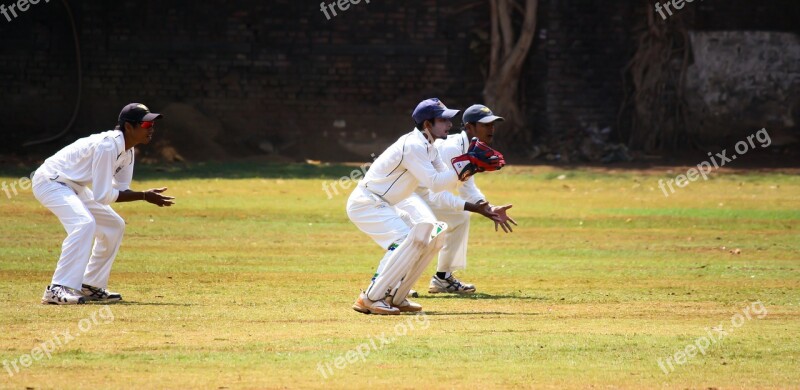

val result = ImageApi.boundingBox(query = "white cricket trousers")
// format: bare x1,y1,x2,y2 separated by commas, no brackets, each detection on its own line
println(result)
395,199,471,273
346,185,436,250
32,176,125,291
346,185,439,283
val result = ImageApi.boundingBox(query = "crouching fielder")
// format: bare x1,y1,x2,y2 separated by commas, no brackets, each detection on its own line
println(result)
397,104,516,295
347,98,503,315
33,103,175,305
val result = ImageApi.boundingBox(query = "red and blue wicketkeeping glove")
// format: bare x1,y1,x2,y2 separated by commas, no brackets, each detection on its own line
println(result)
451,138,506,181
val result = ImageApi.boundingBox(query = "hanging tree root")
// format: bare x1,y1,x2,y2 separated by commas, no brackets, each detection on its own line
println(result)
619,2,692,153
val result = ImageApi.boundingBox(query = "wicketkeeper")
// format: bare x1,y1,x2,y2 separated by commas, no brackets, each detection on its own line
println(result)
396,104,516,295
33,103,175,305
346,98,507,315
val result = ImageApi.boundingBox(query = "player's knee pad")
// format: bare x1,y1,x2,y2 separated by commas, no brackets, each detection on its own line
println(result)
407,222,434,246
366,222,440,301
390,222,448,306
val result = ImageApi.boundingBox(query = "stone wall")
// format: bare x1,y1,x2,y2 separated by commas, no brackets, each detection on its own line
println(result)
685,31,799,146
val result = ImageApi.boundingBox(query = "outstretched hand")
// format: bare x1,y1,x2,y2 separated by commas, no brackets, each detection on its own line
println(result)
472,200,499,221
144,187,175,207
490,204,517,233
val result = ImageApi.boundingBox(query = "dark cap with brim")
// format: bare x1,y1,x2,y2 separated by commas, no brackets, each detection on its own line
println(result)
463,104,504,124
119,103,163,123
412,98,460,123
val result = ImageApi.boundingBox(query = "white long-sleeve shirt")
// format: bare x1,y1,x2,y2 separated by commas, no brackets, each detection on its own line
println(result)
360,128,460,207
400,131,488,212
37,130,134,205
396,131,488,212
434,131,487,204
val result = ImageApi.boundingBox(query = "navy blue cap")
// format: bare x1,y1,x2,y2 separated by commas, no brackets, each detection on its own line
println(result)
412,98,460,124
463,104,504,124
119,103,162,123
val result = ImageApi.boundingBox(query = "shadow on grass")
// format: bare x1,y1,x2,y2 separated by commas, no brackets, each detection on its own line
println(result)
421,311,542,316
124,162,361,181
420,293,548,301
100,301,194,307
0,161,363,181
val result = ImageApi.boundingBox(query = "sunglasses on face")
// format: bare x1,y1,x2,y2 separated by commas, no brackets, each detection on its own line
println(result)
139,121,155,129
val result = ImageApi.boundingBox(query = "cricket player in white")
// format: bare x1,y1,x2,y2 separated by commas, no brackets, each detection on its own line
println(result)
397,104,516,295
34,103,175,305
347,98,505,315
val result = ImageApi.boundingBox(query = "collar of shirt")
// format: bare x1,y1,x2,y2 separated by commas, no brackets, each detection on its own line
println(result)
459,131,470,153
412,127,434,147
107,130,130,162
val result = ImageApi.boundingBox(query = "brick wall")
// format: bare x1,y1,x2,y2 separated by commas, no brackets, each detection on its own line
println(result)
0,0,489,159
531,0,799,145
0,0,796,160
535,0,635,141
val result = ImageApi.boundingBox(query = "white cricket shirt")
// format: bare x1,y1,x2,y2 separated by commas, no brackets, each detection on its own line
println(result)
434,131,487,204
361,128,459,206
36,130,134,205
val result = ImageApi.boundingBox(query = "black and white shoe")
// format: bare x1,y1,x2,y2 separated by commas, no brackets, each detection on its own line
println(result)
81,284,122,302
428,275,477,294
41,284,86,305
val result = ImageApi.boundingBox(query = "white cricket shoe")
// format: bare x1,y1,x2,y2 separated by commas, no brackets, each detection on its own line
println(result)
352,292,399,315
81,284,122,302
41,285,86,305
390,298,422,313
428,275,476,294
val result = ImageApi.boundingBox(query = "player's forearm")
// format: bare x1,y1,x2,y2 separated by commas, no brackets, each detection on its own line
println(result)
463,201,482,213
115,190,147,203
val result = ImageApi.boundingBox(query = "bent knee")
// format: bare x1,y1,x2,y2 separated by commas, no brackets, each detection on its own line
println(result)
69,216,96,235
111,214,126,232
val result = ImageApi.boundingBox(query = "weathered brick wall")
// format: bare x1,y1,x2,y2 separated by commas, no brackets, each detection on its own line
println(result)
535,0,635,141
0,0,796,160
0,0,488,159
531,0,799,145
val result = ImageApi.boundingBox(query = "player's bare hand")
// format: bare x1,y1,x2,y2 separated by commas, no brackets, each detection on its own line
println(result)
144,187,175,207
490,204,517,233
473,200,499,221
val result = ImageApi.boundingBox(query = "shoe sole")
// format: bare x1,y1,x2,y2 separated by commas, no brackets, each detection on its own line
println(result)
41,298,86,305
396,305,423,312
352,301,400,315
352,303,370,314
84,297,122,302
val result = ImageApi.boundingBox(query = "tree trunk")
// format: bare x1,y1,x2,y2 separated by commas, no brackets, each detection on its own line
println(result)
483,0,538,152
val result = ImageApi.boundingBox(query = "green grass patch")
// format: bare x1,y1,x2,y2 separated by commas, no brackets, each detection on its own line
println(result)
0,164,798,388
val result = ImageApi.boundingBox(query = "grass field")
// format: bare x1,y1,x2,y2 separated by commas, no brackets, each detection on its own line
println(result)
1,163,798,389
